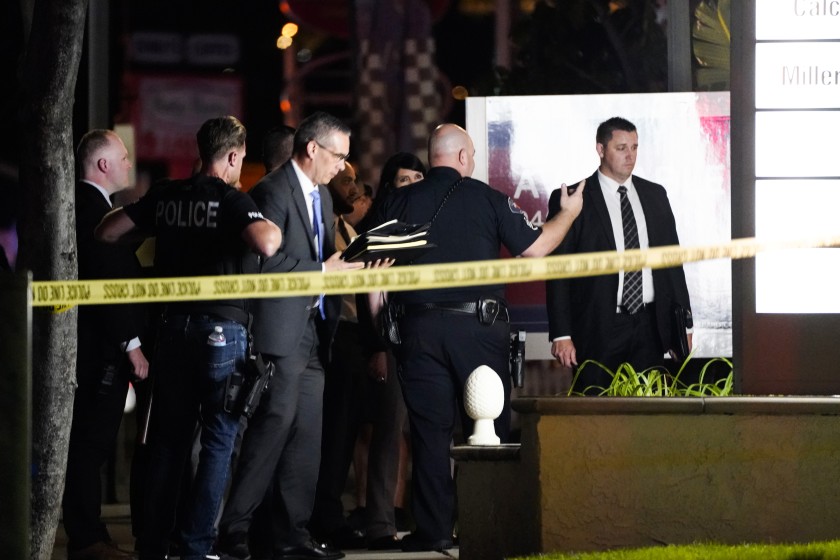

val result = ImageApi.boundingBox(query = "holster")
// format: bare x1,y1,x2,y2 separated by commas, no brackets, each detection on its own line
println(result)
239,351,274,419
509,330,526,388
478,298,501,325
380,301,402,346
223,324,275,418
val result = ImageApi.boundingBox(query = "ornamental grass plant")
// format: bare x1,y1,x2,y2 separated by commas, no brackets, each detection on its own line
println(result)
568,354,734,397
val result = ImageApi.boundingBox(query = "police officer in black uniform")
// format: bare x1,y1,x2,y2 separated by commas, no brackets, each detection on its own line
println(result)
96,116,282,560
374,123,585,553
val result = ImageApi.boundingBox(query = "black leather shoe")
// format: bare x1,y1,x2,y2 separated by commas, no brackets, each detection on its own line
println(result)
217,532,251,560
274,539,344,560
324,525,366,550
367,535,401,551
400,533,454,552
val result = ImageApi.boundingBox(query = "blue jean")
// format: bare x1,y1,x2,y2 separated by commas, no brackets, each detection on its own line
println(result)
136,314,246,560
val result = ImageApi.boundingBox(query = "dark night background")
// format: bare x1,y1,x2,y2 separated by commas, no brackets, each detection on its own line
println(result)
0,0,692,176
0,0,502,174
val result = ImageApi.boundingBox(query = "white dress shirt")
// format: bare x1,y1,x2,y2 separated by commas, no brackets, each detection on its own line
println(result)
597,170,654,309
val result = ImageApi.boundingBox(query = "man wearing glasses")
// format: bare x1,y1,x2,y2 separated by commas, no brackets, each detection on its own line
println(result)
218,112,365,560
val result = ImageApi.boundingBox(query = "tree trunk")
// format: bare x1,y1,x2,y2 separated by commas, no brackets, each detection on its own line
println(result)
17,1,89,558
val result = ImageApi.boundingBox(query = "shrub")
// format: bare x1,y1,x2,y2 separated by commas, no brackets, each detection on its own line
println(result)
568,354,734,397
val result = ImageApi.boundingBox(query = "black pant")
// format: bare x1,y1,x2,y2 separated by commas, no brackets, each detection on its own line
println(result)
394,310,511,543
220,319,324,549
576,305,664,394
362,350,405,539
63,350,130,551
311,321,368,537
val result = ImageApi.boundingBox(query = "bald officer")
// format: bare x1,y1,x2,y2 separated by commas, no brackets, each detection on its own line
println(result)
374,123,585,552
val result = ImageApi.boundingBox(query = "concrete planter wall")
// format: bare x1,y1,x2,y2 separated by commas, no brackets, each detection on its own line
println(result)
454,397,840,560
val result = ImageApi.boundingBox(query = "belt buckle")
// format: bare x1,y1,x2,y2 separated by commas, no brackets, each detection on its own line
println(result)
617,303,649,315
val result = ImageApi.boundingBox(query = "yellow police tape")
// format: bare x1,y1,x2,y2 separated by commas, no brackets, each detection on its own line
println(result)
32,234,840,309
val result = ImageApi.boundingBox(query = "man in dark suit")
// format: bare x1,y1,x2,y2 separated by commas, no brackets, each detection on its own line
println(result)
64,129,149,560
546,117,693,393
219,112,365,560
310,162,369,550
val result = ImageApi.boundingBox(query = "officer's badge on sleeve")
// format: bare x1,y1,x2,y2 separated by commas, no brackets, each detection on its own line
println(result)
508,198,538,230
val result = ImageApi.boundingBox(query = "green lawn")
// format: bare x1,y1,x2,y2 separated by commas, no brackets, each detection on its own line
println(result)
513,541,840,560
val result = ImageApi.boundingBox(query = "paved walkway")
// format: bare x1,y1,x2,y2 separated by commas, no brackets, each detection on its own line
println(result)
52,505,459,560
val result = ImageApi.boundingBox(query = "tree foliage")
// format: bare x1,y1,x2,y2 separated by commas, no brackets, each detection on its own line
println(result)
489,0,668,95
692,0,730,90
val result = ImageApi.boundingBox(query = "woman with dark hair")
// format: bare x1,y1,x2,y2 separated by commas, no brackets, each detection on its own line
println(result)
358,152,426,234
378,151,425,193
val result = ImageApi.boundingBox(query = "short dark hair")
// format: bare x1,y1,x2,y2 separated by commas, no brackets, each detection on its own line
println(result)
596,117,636,146
293,111,351,155
76,129,115,169
377,152,426,192
196,116,247,163
263,125,295,172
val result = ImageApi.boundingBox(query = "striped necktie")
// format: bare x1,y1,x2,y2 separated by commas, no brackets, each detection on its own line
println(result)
618,185,643,314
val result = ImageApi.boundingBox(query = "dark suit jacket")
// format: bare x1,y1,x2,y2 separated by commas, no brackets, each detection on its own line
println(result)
75,181,145,365
545,171,691,360
249,162,339,358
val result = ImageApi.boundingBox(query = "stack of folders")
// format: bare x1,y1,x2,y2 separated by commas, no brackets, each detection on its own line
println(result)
342,219,436,263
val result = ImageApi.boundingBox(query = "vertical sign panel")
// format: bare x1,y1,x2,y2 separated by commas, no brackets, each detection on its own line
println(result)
755,0,840,313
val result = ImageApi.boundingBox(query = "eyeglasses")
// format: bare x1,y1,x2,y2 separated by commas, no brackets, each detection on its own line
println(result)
315,141,349,162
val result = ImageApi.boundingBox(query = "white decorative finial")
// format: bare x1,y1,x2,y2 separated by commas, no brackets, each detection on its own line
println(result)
464,365,504,446
124,382,136,414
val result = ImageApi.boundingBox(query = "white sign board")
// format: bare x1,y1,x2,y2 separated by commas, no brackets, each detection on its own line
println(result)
755,0,840,313
467,93,732,358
